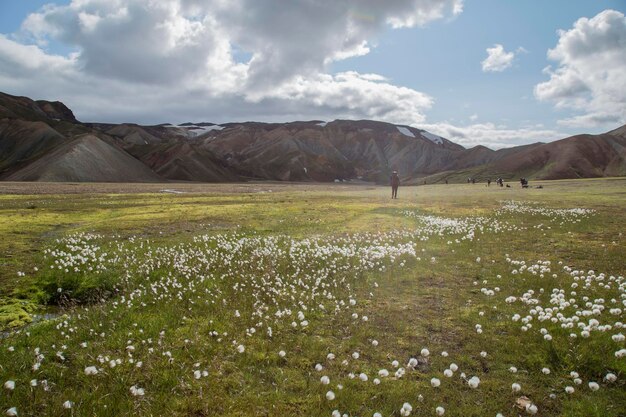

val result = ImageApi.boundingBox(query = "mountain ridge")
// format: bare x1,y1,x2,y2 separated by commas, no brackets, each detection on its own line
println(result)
1,92,624,183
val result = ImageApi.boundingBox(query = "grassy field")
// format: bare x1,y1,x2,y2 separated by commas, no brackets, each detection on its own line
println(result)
0,178,625,416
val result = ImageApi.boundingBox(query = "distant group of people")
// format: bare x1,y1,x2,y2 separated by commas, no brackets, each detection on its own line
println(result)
388,171,535,198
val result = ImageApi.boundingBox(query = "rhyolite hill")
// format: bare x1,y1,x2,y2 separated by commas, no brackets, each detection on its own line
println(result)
1,92,625,184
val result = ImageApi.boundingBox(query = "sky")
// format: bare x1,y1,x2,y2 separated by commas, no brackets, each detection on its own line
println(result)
0,0,625,149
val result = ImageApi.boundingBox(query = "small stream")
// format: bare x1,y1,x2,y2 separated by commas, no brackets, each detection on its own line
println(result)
1,308,61,339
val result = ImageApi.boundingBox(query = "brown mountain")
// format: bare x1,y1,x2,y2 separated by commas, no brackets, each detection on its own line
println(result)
0,91,624,183
424,130,626,183
6,134,161,182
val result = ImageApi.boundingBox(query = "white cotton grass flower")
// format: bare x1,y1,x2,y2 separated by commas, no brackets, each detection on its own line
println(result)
129,385,145,396
352,352,360,359
315,363,323,372
588,382,599,391
326,353,335,360
63,401,73,409
542,367,550,375
441,351,448,357
194,370,201,380
29,379,37,387
325,390,335,401
400,402,413,416
436,406,445,416
236,344,245,353
512,383,521,392
372,340,379,347
392,360,399,368
4,381,15,391
509,366,517,373
421,348,430,357
431,377,441,387
565,386,575,394
468,376,480,388
526,404,538,414
605,372,617,382
359,373,368,382
443,369,453,377
374,413,382,417
6,408,18,416
373,378,380,385
84,366,98,375
332,411,340,417
278,350,286,358
480,351,487,358
449,363,458,372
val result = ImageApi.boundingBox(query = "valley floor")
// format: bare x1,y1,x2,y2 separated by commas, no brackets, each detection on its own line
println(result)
0,178,625,416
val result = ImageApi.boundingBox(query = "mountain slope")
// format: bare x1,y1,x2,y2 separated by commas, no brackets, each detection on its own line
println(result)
130,141,240,182
421,131,626,183
0,92,77,123
0,119,68,178
200,120,471,182
494,132,626,179
6,134,162,182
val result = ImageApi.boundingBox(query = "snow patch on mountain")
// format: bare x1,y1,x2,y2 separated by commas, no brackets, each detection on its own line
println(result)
167,124,225,137
396,126,415,138
421,130,443,144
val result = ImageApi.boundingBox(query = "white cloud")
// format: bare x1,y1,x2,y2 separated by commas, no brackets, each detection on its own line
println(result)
481,44,515,72
386,0,463,28
0,34,75,75
264,71,433,124
418,121,567,149
534,9,626,128
0,0,462,124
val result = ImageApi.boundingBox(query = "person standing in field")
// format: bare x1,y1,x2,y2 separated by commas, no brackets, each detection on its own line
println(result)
390,171,400,199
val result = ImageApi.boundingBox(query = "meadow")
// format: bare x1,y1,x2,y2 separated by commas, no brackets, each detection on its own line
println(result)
0,178,624,416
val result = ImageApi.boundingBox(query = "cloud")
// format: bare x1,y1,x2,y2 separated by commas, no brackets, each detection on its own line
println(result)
418,121,567,149
481,44,515,72
534,9,626,128
264,71,433,124
0,0,463,124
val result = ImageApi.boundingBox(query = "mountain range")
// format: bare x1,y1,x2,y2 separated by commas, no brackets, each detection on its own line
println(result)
1,91,625,184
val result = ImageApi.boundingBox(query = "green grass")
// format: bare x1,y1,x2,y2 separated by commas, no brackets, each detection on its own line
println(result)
0,178,625,416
